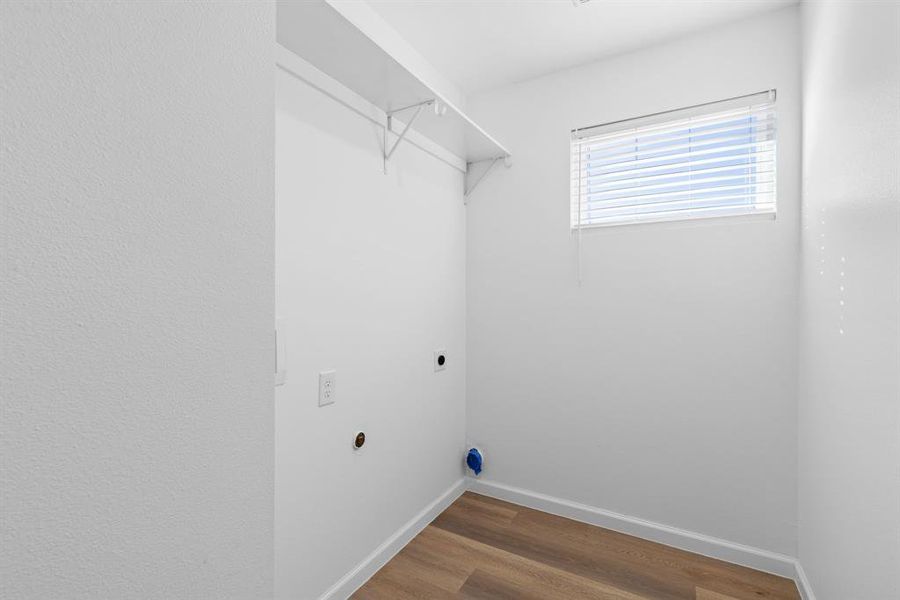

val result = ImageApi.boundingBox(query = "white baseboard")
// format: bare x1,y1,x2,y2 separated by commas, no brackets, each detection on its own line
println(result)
793,561,817,600
317,478,466,600
467,477,798,580
319,476,813,599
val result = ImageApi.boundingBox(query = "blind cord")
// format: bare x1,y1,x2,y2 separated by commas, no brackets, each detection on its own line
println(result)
576,133,583,287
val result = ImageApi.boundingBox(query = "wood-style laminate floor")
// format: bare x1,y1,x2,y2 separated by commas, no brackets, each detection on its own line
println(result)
353,492,801,600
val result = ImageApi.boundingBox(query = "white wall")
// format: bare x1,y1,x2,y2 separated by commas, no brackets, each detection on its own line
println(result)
466,7,801,556
274,60,467,598
1,3,275,599
798,2,900,598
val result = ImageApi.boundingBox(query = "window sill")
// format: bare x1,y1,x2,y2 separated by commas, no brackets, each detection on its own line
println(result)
571,210,776,233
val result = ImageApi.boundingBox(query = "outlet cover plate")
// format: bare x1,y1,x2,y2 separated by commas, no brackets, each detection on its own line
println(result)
318,370,336,406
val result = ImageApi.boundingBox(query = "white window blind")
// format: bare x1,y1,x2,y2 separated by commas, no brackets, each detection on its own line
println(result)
571,90,776,228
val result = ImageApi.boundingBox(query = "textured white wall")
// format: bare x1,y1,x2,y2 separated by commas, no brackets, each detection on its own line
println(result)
274,61,467,598
799,2,900,598
466,7,801,556
1,3,275,598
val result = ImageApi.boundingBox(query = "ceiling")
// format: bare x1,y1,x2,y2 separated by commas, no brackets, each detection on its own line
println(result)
367,0,797,95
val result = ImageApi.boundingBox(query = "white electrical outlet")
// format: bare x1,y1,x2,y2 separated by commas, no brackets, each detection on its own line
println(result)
434,349,447,372
318,370,336,406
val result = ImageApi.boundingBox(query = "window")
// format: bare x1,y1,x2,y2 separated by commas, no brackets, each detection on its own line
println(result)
571,90,776,228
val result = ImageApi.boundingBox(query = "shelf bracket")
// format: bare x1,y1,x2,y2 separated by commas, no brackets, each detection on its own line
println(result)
464,155,510,203
383,99,434,173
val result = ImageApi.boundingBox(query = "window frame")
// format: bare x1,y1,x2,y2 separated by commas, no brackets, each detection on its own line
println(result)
570,90,777,230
